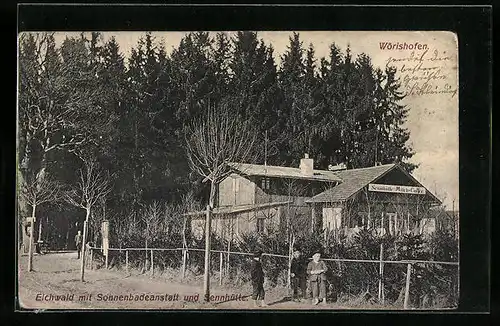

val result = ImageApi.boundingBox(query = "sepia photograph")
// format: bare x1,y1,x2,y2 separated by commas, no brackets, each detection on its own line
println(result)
17,30,460,310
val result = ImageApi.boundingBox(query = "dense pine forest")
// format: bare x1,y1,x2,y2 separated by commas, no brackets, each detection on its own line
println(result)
18,31,416,250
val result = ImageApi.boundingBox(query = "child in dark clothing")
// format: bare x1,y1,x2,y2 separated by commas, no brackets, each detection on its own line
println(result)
250,250,267,307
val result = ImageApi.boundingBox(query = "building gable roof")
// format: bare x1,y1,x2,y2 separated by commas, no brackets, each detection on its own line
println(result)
228,162,342,183
306,164,396,203
306,163,441,204
225,162,441,205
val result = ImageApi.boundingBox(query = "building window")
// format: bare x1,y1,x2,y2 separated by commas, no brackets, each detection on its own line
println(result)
261,178,270,190
256,218,265,233
232,178,240,193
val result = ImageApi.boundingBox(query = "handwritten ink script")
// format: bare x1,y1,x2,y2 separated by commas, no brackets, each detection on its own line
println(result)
385,49,457,98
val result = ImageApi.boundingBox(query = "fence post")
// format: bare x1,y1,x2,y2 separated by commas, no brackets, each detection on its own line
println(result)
225,243,230,276
378,243,384,303
287,248,292,289
404,263,412,309
181,249,187,279
151,249,154,276
219,251,223,286
89,247,93,270
124,249,127,267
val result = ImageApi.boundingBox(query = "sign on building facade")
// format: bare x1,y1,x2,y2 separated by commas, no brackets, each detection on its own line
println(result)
368,183,426,195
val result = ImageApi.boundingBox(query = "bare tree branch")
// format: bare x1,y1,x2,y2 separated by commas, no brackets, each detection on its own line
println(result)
20,172,62,211
184,98,260,198
64,159,112,211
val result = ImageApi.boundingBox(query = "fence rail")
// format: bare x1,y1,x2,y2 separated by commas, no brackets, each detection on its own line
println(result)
88,246,458,265
87,245,458,309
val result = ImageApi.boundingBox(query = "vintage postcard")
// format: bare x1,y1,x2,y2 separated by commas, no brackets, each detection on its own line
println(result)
17,30,459,310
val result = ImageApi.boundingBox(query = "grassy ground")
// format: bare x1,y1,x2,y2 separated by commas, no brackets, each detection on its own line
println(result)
18,252,405,310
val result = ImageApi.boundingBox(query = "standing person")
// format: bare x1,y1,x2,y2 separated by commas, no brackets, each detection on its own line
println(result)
75,230,82,259
307,250,328,305
290,248,307,302
250,250,267,307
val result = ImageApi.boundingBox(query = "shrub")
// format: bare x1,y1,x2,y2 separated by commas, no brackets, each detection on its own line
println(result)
96,206,458,308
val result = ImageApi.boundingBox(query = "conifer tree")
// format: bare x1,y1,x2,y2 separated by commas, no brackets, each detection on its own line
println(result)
278,34,324,167
229,32,282,165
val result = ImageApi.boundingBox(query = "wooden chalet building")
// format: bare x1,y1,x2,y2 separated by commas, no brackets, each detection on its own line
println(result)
186,155,442,242
306,163,442,238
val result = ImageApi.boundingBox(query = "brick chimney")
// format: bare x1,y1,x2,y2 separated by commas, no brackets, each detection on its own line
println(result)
300,153,314,176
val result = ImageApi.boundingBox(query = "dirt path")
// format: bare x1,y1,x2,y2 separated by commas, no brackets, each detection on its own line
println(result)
18,253,353,310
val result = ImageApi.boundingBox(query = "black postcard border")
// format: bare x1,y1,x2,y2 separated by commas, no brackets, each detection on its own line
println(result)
5,3,493,324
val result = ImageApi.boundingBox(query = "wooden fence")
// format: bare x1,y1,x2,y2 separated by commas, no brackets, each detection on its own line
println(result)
87,245,458,310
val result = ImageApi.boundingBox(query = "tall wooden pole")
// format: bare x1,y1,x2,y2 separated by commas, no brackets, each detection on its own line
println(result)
80,209,90,282
181,249,187,279
125,249,129,274
225,240,231,276
27,218,35,271
28,204,36,271
203,205,212,301
89,247,93,270
378,242,384,303
219,251,223,286
38,218,42,243
150,249,154,276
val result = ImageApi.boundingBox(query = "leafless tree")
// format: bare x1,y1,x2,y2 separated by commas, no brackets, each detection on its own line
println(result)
18,33,111,249
20,170,61,271
141,201,163,271
65,158,112,281
184,99,259,301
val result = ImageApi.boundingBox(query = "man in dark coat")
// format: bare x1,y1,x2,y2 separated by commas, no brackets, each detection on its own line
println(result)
290,248,307,301
250,250,267,307
75,231,82,259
